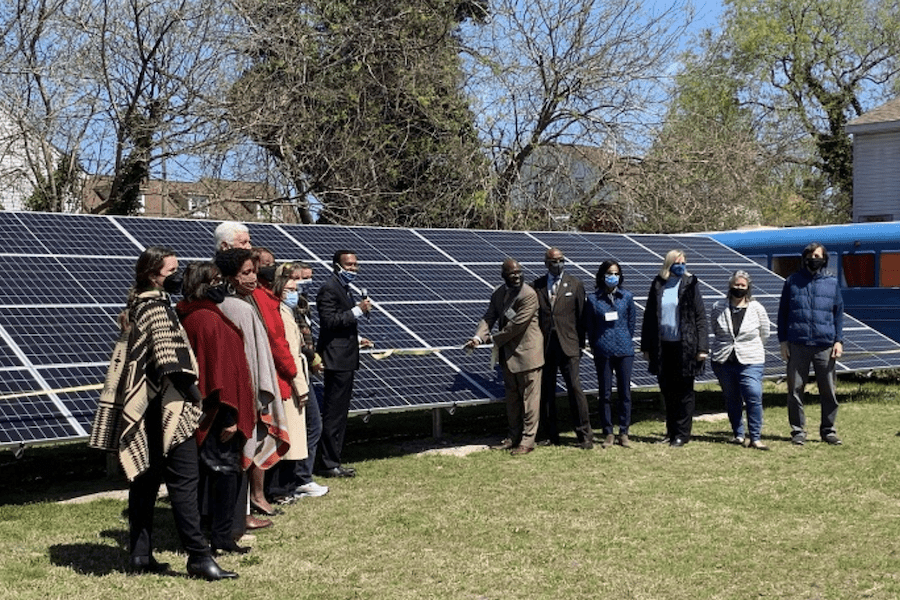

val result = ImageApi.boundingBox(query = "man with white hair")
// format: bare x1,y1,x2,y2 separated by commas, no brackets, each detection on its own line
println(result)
215,221,252,251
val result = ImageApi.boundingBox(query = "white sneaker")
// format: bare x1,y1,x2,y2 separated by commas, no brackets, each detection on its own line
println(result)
294,481,329,498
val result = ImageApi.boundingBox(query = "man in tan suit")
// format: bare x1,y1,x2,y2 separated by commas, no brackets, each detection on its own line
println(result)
465,258,544,455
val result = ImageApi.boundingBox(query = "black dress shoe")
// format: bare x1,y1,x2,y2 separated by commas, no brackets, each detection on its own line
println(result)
670,438,688,447
128,555,169,574
211,540,251,555
186,555,239,581
316,466,356,478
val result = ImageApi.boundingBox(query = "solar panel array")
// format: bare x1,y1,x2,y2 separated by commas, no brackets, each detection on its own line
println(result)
2,212,899,448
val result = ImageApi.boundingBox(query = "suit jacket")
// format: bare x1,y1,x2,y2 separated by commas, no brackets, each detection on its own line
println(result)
474,283,544,373
315,273,360,372
532,271,586,358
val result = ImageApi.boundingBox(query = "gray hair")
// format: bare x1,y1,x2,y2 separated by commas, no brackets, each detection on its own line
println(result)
214,221,249,251
728,269,753,301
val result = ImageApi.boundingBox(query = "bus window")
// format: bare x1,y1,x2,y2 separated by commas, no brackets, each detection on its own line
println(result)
771,256,801,278
842,253,875,287
881,252,900,287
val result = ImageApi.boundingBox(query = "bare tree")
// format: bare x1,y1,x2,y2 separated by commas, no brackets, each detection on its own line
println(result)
0,0,247,214
462,0,692,229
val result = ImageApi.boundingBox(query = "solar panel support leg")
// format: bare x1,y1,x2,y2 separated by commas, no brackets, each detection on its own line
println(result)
432,408,443,439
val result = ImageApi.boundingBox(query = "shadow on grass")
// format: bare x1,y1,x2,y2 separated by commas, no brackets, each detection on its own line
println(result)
49,540,187,578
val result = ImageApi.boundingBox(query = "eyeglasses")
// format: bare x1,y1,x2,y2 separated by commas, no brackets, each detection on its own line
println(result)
546,259,565,265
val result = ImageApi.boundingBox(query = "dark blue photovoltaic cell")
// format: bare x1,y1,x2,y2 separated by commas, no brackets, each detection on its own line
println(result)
0,256,95,305
3,213,900,446
349,228,451,263
36,365,108,431
0,369,79,444
16,212,139,257
245,223,317,261
115,217,218,259
277,224,366,263
0,336,23,369
54,256,134,305
386,303,485,348
533,231,656,264
0,306,118,366
0,212,49,254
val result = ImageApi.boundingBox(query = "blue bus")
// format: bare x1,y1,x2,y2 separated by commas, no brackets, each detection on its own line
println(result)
709,222,900,342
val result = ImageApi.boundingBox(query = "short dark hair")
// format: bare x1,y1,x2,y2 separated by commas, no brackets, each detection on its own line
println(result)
182,261,221,302
214,248,254,278
596,259,624,288
332,249,356,272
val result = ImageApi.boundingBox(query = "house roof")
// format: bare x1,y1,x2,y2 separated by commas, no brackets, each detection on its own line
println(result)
847,97,900,134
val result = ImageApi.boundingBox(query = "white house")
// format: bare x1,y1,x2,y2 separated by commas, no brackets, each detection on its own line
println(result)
847,97,900,223
0,109,42,211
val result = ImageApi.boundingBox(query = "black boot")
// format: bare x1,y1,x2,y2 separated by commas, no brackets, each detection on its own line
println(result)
186,555,238,580
128,555,169,574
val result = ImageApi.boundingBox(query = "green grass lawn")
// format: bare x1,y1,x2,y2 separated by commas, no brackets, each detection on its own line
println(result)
2,375,900,599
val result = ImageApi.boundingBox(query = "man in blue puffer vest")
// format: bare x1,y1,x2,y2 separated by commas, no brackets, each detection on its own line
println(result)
777,242,844,446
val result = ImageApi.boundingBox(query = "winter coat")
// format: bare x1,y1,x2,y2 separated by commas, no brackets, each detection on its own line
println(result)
777,269,844,346
640,273,708,377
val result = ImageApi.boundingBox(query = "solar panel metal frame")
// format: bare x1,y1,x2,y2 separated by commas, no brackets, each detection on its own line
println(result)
2,211,899,448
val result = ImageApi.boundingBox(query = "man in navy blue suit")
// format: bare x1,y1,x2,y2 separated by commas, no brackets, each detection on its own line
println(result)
315,250,372,477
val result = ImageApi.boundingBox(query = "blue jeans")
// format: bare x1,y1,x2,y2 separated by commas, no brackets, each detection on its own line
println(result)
294,390,323,484
712,361,764,441
594,354,633,435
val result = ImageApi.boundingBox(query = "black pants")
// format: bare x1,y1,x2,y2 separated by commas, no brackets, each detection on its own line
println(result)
538,334,593,444
658,341,695,441
318,369,355,470
199,465,240,548
129,399,208,560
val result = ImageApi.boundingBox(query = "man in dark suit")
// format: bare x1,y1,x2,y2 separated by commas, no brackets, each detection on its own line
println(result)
465,258,544,455
533,247,594,449
315,250,372,477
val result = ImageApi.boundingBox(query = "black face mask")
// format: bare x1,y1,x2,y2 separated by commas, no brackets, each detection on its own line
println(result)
163,272,183,295
205,284,227,304
730,287,748,298
805,257,826,272
258,265,277,283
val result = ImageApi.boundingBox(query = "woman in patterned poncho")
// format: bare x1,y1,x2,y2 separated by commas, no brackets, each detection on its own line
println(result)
90,246,236,581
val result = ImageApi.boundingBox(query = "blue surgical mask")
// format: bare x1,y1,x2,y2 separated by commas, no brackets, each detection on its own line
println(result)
670,263,686,277
283,290,300,309
339,269,357,285
604,274,620,288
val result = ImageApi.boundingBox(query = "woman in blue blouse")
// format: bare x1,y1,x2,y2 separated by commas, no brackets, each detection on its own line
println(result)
585,260,636,448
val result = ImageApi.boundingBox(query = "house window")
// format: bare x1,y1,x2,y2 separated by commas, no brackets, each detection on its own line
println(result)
188,194,209,217
859,214,893,222
771,255,801,278
880,252,900,287
841,253,875,287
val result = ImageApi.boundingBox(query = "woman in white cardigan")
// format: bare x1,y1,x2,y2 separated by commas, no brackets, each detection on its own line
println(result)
710,270,771,450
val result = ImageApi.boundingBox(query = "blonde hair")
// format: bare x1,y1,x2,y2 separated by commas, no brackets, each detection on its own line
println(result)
658,249,688,280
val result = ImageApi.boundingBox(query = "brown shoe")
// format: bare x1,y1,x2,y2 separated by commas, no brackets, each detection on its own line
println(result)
601,434,615,449
491,438,515,450
245,515,273,530
617,433,631,448
749,440,770,451
509,445,533,456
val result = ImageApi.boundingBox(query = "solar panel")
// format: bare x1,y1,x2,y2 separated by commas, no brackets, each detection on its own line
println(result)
2,212,900,447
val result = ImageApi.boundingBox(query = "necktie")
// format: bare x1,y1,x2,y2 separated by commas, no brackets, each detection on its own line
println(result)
550,278,559,305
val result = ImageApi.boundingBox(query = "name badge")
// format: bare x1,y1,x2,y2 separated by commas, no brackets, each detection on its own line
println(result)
604,311,618,321
504,307,517,320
